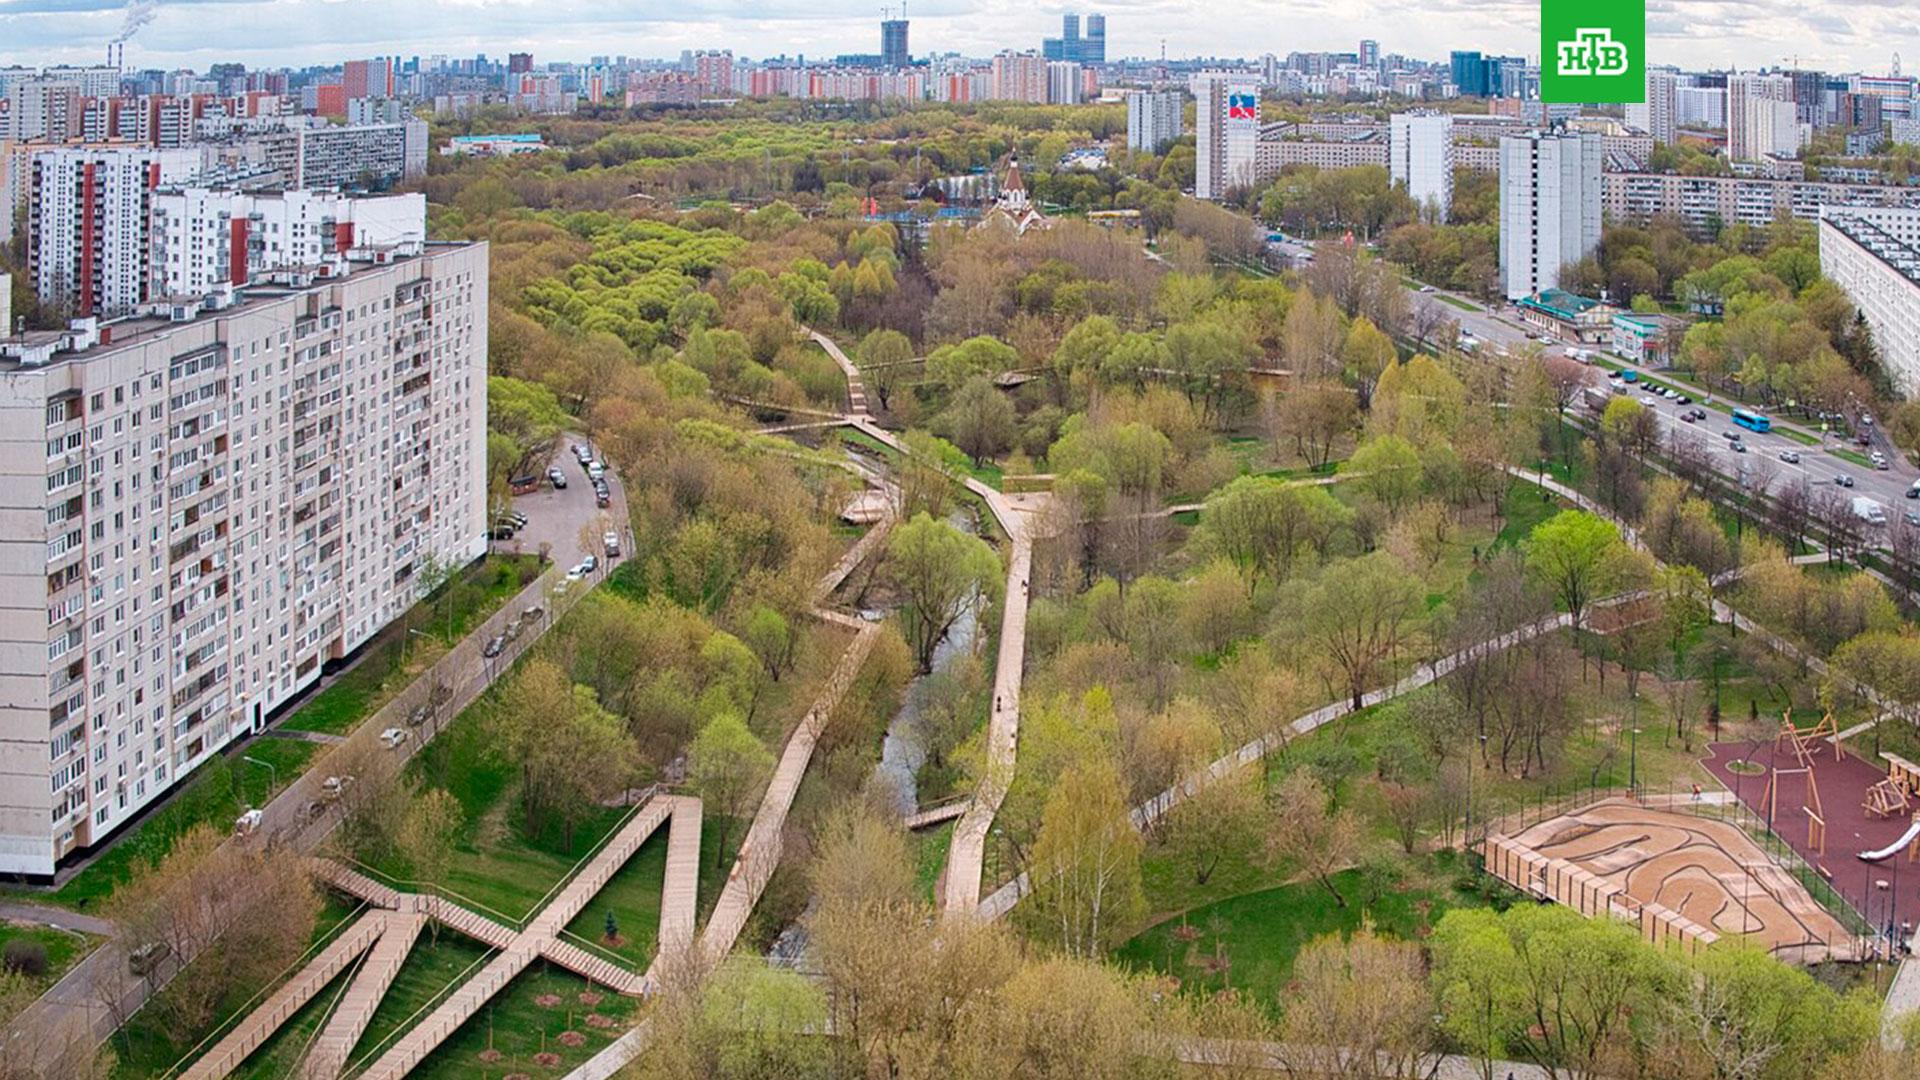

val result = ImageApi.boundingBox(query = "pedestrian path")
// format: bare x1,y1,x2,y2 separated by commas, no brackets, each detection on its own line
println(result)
177,912,389,1080
182,792,701,1080
299,910,426,1080
700,621,884,965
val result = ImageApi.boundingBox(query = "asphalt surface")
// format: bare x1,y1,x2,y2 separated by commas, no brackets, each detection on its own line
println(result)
1428,287,1920,534
501,433,631,569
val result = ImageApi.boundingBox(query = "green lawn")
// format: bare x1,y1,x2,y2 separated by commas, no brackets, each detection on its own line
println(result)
0,922,96,1003
1113,865,1466,1004
15,738,319,912
1434,292,1480,313
558,811,741,969
1493,476,1568,551
384,697,631,925
1830,447,1874,469
409,962,643,1080
342,933,492,1072
911,821,955,904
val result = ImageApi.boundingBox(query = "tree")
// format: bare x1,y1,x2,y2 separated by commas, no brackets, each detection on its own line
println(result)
938,376,1018,466
1201,475,1348,590
1269,379,1356,468
1652,944,1877,1080
689,711,775,867
1160,767,1263,885
526,682,638,851
893,429,969,521
1351,435,1425,517
1276,926,1434,1080
1023,757,1145,958
1292,553,1424,710
885,513,1003,673
1342,316,1398,406
1266,769,1361,907
1524,510,1634,635
741,605,796,682
856,328,915,410
396,787,464,937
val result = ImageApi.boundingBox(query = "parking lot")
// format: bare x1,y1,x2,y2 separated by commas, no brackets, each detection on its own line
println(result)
500,432,631,572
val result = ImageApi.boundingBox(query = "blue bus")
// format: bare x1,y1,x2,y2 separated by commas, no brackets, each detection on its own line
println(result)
1732,409,1772,434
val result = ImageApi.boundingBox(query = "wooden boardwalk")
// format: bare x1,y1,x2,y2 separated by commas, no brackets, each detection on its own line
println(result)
700,621,884,966
187,792,704,1080
902,798,971,831
177,912,388,1080
299,911,426,1080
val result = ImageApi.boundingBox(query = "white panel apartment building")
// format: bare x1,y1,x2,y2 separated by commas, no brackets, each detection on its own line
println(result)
1818,206,1920,395
1627,68,1678,144
27,147,205,319
1499,130,1602,300
0,241,488,876
1390,112,1454,222
150,190,427,299
1127,89,1183,152
1728,73,1795,162
1191,72,1261,200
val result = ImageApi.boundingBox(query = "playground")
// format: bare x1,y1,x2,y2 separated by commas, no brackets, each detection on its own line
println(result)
1493,797,1856,961
1704,712,1920,949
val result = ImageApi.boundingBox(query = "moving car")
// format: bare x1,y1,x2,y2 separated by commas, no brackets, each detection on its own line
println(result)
1907,480,1920,500
1640,396,1658,407
1853,496,1887,526
1836,474,1856,488
1906,511,1920,527
548,467,567,489
1778,450,1801,464
1730,441,1748,453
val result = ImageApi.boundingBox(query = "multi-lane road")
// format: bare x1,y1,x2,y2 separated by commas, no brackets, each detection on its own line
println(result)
1423,285,1920,532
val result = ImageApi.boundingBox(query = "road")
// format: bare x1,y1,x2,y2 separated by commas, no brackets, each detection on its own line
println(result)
1424,285,1920,531
1,443,627,1080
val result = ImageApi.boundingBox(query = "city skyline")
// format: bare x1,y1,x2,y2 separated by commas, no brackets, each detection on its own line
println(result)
0,0,1914,74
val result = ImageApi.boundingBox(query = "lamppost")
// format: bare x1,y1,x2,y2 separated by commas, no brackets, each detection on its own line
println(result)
242,755,277,796
1629,728,1642,796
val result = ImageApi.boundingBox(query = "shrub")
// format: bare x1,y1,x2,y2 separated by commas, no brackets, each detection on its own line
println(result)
3,938,49,977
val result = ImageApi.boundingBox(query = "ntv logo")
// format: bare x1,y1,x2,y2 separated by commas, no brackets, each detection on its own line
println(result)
1556,28,1630,76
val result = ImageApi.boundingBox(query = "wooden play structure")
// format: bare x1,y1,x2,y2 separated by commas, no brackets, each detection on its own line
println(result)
1775,710,1842,765
1763,711,1840,844
1865,752,1920,819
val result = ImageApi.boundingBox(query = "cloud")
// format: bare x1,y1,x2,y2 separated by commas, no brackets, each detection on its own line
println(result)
0,0,1908,72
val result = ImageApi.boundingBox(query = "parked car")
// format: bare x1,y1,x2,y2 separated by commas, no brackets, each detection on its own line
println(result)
483,635,505,658
488,525,516,541
1906,510,1920,527
548,468,567,489
581,554,598,573
604,531,621,557
1676,395,1692,405
1778,450,1801,464
573,443,591,462
128,942,171,977
379,727,409,750
234,808,263,836
595,489,611,508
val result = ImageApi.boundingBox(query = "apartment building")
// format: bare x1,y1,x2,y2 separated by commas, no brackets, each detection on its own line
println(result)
1126,89,1183,152
0,240,489,877
1191,71,1261,200
1499,130,1602,301
150,190,427,299
1728,74,1795,161
1627,68,1679,144
1603,170,1920,235
27,147,206,319
1390,112,1453,222
1256,133,1386,175
1818,206,1920,395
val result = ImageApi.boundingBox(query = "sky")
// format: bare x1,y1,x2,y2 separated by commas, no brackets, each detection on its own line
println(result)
0,0,1914,75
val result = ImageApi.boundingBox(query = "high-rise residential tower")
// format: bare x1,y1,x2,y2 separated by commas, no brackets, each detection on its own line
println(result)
1390,111,1454,222
1728,73,1795,161
0,237,489,877
1627,67,1678,144
1127,88,1183,152
1499,130,1603,300
1190,72,1261,200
